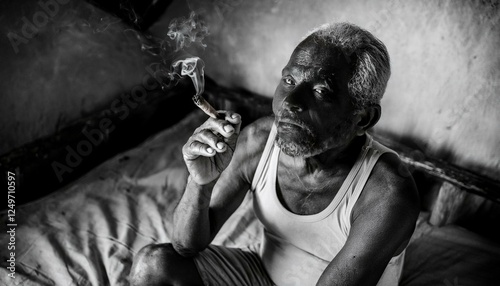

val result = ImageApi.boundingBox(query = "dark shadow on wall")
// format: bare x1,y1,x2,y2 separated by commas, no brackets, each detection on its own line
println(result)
372,131,500,242
0,79,197,208
88,0,173,31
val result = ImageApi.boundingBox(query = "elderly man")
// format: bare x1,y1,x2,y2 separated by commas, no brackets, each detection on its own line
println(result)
130,22,419,286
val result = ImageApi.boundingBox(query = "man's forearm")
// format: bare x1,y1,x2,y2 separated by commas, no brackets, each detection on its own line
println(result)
172,175,215,256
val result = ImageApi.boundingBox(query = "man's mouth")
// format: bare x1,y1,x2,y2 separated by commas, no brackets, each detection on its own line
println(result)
275,117,316,157
279,117,304,127
277,117,313,134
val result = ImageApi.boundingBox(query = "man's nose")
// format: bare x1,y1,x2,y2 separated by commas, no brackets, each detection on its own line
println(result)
283,85,306,113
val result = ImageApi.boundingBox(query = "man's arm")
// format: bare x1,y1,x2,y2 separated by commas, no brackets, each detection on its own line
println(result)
317,153,420,286
171,114,271,257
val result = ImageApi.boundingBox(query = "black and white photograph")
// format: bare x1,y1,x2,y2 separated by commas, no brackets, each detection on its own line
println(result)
1,0,499,285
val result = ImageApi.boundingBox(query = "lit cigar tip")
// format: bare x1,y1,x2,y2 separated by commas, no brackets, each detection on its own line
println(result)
192,94,221,119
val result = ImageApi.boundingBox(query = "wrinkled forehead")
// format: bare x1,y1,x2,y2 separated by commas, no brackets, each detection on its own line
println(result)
285,39,353,80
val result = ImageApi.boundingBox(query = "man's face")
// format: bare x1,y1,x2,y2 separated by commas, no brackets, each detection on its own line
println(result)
272,38,358,157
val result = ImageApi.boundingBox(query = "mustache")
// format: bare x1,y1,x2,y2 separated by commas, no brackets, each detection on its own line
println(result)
277,112,314,133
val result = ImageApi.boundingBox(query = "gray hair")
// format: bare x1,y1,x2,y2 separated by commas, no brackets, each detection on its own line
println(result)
304,23,391,110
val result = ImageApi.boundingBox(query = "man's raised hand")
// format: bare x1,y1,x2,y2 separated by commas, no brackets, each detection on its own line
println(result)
182,111,241,185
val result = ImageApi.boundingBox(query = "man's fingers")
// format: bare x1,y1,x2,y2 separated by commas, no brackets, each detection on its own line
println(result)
184,128,231,159
225,112,242,134
222,111,241,125
197,112,241,139
214,111,241,150
192,130,228,153
183,111,241,161
183,141,217,160
218,112,241,147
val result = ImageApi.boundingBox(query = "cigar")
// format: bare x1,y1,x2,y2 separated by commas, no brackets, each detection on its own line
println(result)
192,94,223,119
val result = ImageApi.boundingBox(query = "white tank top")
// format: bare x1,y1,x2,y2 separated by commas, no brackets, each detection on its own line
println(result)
250,124,405,286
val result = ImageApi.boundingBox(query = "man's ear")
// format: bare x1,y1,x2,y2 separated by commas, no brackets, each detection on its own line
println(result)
355,104,381,136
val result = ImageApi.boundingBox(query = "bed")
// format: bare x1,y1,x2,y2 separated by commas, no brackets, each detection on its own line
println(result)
1,107,500,286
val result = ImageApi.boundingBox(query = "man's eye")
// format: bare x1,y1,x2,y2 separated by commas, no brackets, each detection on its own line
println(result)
314,88,324,94
314,88,333,101
315,88,330,95
283,77,295,85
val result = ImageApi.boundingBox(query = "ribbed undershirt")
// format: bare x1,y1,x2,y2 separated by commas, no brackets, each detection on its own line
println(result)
250,124,405,286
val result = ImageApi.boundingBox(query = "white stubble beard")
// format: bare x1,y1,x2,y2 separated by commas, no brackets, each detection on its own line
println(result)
275,117,356,158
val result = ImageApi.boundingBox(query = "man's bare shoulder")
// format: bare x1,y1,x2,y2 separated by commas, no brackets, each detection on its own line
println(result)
349,152,420,255
360,152,419,208
370,153,419,205
232,116,275,183
352,152,420,230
